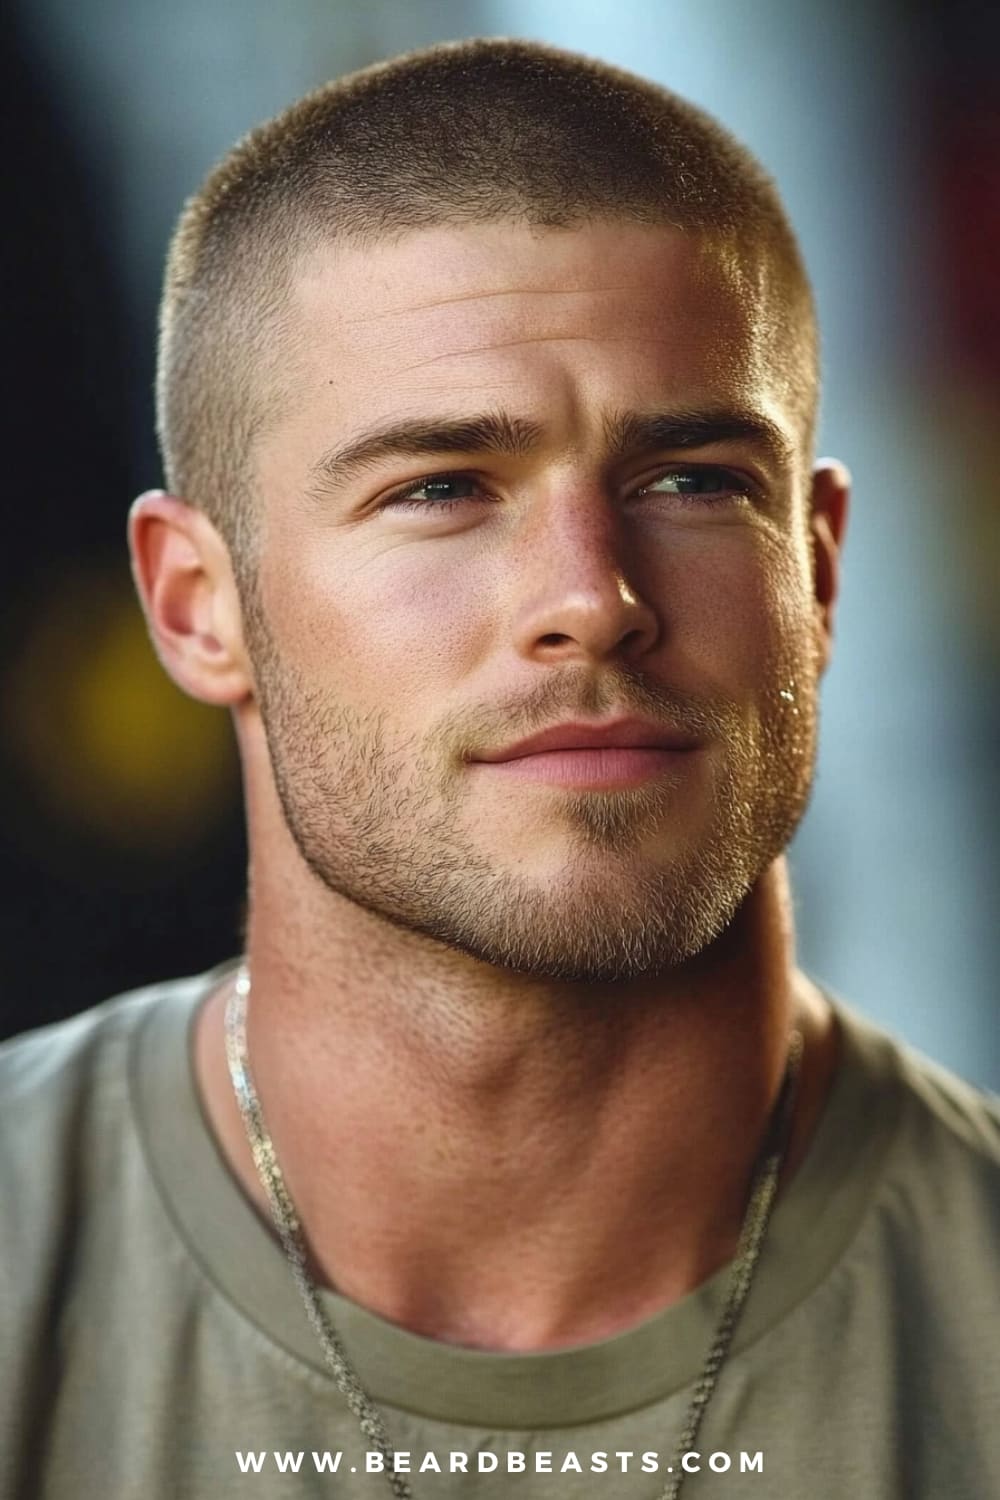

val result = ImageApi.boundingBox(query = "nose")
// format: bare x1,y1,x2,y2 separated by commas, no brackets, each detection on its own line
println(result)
508,485,661,667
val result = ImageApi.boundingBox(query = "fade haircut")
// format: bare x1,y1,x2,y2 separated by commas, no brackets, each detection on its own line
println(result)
156,37,817,581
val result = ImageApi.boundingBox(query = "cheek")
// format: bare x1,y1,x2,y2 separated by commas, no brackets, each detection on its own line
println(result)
364,553,488,689
260,535,486,703
663,532,815,693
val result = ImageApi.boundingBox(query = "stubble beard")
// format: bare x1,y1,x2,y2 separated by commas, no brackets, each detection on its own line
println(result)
246,614,821,986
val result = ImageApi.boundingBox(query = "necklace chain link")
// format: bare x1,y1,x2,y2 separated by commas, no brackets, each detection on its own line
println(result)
224,963,802,1500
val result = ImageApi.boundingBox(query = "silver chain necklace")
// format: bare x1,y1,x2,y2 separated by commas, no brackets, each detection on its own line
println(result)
224,963,802,1500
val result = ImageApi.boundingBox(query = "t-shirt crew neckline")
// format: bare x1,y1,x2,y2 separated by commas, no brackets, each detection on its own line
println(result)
132,959,904,1429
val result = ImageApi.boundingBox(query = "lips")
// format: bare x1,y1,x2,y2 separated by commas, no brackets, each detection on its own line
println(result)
473,718,701,763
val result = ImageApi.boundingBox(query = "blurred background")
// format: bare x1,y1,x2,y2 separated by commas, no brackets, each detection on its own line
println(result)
1,0,997,1084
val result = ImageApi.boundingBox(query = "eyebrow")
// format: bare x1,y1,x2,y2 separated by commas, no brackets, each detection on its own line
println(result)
307,412,543,494
602,408,794,468
306,405,793,498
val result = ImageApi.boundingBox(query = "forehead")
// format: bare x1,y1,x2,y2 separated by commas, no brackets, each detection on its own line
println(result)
276,222,801,460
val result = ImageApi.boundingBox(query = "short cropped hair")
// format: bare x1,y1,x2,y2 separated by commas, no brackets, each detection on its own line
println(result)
156,37,817,575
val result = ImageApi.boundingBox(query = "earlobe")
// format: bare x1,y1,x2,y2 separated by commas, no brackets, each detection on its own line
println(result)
128,490,253,706
809,460,850,674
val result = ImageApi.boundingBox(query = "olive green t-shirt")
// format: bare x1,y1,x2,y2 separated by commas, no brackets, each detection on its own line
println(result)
1,963,998,1499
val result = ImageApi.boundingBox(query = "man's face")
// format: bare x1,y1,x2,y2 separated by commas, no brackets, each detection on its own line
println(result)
246,222,825,983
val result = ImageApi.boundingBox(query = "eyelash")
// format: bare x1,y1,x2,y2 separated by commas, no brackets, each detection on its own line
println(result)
382,467,757,515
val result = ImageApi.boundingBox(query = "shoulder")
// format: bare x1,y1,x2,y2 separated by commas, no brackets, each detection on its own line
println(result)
0,969,209,1117
831,998,1000,1238
836,999,1000,1157
0,968,223,1246
0,982,158,1107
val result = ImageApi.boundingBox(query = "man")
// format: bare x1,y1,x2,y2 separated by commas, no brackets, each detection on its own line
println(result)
0,36,996,1500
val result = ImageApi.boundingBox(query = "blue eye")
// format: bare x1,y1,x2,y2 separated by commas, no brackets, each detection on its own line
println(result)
638,467,752,501
385,475,482,512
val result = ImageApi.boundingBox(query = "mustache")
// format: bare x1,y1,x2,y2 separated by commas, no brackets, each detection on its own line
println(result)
454,671,740,757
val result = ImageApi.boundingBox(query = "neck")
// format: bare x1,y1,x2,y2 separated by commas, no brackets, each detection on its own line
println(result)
195,857,839,1352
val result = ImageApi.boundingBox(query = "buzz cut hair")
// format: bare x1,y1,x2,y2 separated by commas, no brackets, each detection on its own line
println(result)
156,37,817,575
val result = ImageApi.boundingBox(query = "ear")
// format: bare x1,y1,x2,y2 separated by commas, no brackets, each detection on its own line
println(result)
808,460,850,675
128,490,253,705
